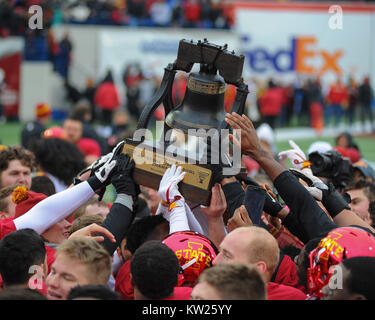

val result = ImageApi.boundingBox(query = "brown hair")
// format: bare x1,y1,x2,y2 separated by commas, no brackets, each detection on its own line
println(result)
56,237,111,285
0,146,35,173
69,214,104,235
198,263,267,300
345,179,375,202
0,184,21,212
73,197,109,219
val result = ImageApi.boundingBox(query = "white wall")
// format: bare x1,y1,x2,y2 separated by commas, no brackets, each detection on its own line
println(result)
51,25,240,89
19,62,65,122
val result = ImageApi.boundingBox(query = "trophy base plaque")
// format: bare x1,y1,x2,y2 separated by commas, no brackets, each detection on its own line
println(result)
122,138,214,206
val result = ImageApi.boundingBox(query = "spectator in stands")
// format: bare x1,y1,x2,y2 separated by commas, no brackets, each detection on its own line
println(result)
0,146,35,189
345,77,358,127
54,32,73,80
150,0,172,27
258,79,284,129
70,103,108,154
334,132,361,164
82,77,97,122
305,78,324,133
182,0,201,28
357,76,374,132
108,109,131,148
123,64,142,122
94,70,120,126
62,116,102,165
64,80,82,105
325,77,348,127
21,102,52,150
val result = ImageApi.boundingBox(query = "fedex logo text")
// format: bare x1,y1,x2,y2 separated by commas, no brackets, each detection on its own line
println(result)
243,36,343,75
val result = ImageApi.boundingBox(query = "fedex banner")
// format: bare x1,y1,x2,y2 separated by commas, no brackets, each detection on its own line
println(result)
234,2,375,85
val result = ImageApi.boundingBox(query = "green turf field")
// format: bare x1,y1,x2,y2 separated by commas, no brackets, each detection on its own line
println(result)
1,121,375,162
276,136,375,164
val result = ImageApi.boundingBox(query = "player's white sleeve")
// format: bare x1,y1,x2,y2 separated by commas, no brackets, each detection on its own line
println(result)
184,203,205,235
14,181,95,234
155,201,190,234
168,199,190,234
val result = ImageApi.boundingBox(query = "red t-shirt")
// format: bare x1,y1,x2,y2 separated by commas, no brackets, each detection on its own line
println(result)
267,282,307,300
115,260,134,300
0,218,16,240
77,138,101,158
274,255,299,289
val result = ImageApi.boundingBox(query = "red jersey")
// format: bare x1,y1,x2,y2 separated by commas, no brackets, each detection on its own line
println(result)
267,282,307,300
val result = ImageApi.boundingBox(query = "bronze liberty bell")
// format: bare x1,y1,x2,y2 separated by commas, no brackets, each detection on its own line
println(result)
122,39,249,205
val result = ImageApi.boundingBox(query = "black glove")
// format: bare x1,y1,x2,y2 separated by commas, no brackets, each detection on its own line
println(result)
290,168,350,218
87,154,117,191
321,182,350,218
111,153,139,197
76,141,125,200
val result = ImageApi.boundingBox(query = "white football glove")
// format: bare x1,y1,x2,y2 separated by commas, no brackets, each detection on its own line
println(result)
158,164,186,204
279,140,310,170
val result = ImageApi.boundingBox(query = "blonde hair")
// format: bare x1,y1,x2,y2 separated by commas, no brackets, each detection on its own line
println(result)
56,238,111,285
